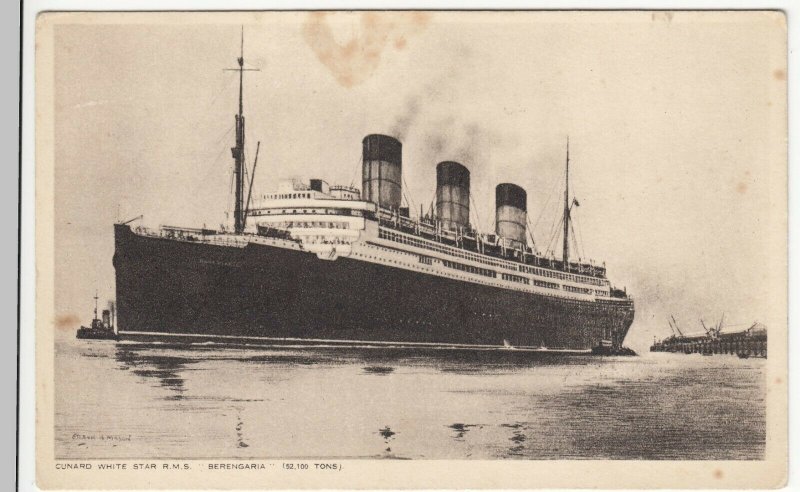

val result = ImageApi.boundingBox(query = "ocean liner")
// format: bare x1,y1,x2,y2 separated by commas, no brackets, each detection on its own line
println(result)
113,39,635,352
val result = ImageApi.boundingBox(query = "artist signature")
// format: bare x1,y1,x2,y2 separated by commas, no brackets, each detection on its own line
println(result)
72,433,132,442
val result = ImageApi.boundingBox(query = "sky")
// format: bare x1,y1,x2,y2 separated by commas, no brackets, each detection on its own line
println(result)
49,11,786,352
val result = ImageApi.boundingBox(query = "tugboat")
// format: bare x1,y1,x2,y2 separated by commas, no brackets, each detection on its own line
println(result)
76,292,119,341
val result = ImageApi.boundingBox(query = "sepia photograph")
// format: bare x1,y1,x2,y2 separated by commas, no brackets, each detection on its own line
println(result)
31,8,787,490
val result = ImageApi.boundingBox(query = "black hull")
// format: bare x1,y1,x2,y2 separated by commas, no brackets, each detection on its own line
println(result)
113,225,634,350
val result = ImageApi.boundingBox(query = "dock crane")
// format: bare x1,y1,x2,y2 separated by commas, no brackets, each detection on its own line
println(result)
669,315,685,338
700,319,711,336
667,317,677,338
701,313,725,339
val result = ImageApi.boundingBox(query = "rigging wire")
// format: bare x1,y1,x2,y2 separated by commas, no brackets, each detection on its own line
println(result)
244,141,262,218
348,154,362,189
205,138,233,183
197,108,236,189
569,219,581,261
214,122,236,144
573,205,588,261
209,79,240,223
401,174,416,214
242,145,249,189
469,192,485,235
546,208,563,256
531,168,565,233
208,76,237,109
544,170,567,255
427,190,437,218
568,168,588,262
545,215,565,257
525,214,538,254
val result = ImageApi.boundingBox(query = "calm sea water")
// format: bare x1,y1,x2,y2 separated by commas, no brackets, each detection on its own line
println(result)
55,334,765,460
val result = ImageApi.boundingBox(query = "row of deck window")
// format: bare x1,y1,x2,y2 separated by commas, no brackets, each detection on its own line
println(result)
262,208,362,217
534,279,560,290
380,229,508,269
441,260,497,278
564,285,594,295
272,221,350,230
264,208,321,214
268,193,312,199
518,264,606,287
501,272,530,285
381,228,607,289
415,254,600,296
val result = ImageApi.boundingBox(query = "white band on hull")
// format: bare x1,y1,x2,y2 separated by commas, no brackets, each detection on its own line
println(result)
118,330,593,354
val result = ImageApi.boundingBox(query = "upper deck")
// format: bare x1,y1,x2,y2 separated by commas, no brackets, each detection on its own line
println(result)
244,179,628,298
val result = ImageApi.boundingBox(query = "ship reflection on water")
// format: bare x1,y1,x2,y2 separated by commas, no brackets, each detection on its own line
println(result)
56,336,765,460
114,348,196,398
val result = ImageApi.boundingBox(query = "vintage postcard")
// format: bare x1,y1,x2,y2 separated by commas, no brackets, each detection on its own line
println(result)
31,9,787,490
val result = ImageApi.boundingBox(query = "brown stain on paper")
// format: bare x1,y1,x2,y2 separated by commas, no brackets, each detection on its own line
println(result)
713,469,723,479
773,69,786,81
303,12,430,88
55,314,80,331
736,170,752,195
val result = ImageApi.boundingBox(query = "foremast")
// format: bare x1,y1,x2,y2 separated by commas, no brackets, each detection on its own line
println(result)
227,28,259,234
